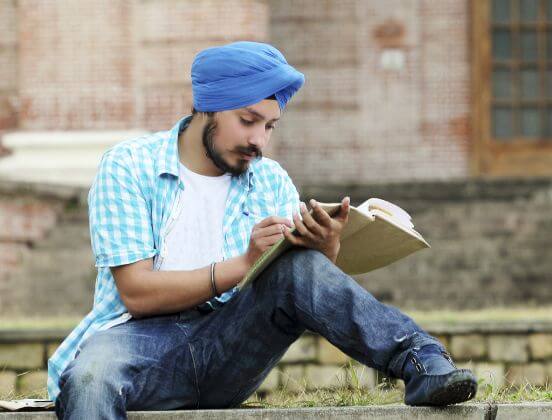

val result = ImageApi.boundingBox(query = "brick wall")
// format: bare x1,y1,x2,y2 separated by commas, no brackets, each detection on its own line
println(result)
305,178,552,310
17,0,135,129
11,0,269,131
2,325,551,398
0,198,61,306
0,182,94,316
134,0,269,130
0,0,18,131
0,0,472,183
1,178,550,317
269,0,471,185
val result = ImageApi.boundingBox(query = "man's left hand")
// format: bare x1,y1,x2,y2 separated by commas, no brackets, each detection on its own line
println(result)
283,196,350,263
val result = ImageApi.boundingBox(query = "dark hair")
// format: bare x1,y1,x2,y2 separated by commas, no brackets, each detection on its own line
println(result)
191,107,215,119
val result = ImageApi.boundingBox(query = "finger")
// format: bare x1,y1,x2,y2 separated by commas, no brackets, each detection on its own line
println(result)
255,215,294,229
309,199,332,228
255,223,286,238
283,226,307,247
299,202,323,236
334,196,351,222
258,231,285,248
292,211,314,239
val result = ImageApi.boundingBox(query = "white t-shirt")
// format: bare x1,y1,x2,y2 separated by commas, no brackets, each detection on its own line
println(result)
159,162,232,271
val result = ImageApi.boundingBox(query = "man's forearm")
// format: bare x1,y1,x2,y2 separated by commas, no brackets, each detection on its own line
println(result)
115,254,251,318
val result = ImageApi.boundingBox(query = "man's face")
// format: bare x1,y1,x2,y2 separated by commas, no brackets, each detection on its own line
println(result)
202,99,281,176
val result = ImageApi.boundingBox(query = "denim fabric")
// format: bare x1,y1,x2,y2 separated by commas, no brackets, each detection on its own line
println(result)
55,249,441,419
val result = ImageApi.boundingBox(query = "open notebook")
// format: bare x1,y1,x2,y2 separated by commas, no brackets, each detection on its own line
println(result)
238,198,430,288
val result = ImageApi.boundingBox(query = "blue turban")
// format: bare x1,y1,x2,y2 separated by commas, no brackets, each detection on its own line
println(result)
191,41,305,112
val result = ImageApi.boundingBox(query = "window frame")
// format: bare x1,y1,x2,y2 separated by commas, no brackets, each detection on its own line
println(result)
471,0,552,176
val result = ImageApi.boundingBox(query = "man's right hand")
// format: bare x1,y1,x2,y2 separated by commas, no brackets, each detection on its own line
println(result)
245,216,293,268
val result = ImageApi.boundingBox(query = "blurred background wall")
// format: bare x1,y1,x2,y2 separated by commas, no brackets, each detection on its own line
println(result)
0,0,551,316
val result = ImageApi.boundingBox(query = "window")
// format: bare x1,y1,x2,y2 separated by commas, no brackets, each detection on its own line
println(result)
472,0,552,175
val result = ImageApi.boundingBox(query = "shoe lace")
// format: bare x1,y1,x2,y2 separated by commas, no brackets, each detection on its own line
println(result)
409,352,427,374
441,350,456,368
409,349,457,375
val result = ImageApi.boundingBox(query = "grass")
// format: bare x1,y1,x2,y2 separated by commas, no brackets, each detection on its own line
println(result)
2,368,551,407
0,368,49,401
242,367,552,408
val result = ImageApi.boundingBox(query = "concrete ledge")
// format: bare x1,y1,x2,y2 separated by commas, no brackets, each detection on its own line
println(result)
0,179,87,204
0,329,71,344
4,319,552,343
1,404,552,419
0,404,489,419
0,130,148,187
419,320,552,335
495,403,552,419
302,177,552,202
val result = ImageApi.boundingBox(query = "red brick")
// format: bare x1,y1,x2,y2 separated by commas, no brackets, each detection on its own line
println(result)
0,199,60,242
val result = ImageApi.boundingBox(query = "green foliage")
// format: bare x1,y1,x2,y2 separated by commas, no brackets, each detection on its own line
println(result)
244,374,552,408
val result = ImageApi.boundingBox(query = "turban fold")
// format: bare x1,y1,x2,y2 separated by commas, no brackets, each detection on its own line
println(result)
191,41,305,112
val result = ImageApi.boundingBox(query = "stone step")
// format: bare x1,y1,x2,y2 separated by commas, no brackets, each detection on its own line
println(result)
0,403,551,419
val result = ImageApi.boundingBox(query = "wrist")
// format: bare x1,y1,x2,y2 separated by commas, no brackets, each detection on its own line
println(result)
325,242,340,264
237,254,254,279
213,256,251,292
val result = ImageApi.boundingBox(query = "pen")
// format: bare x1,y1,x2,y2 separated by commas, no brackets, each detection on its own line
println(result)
242,210,264,223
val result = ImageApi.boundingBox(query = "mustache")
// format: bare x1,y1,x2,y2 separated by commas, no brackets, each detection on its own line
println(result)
235,146,262,157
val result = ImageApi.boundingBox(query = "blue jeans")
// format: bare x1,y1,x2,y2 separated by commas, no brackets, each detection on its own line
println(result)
55,249,442,418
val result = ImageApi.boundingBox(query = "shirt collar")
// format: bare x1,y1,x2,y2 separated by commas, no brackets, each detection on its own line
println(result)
157,115,255,191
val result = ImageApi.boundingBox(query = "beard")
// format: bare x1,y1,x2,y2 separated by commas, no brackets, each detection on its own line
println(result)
202,117,262,176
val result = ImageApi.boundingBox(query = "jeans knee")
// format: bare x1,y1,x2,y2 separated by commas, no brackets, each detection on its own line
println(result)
270,248,341,292
60,356,116,396
59,334,130,402
282,248,331,273
57,354,128,419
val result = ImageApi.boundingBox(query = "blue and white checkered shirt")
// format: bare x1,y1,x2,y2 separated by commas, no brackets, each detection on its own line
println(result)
47,116,301,401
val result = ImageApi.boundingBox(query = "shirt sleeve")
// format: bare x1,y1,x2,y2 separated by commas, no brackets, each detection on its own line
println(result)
276,165,301,222
88,148,157,268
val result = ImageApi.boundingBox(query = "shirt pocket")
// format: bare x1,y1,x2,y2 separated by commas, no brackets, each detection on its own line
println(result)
239,190,278,237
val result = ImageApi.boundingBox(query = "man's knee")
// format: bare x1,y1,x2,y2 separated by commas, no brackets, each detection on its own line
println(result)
56,350,129,418
268,248,341,291
59,335,128,399
281,248,331,271
60,354,120,397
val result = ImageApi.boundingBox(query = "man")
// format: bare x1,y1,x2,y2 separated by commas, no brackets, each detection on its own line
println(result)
49,42,477,418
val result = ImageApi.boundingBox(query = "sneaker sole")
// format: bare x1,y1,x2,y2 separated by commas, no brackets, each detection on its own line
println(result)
426,370,478,406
